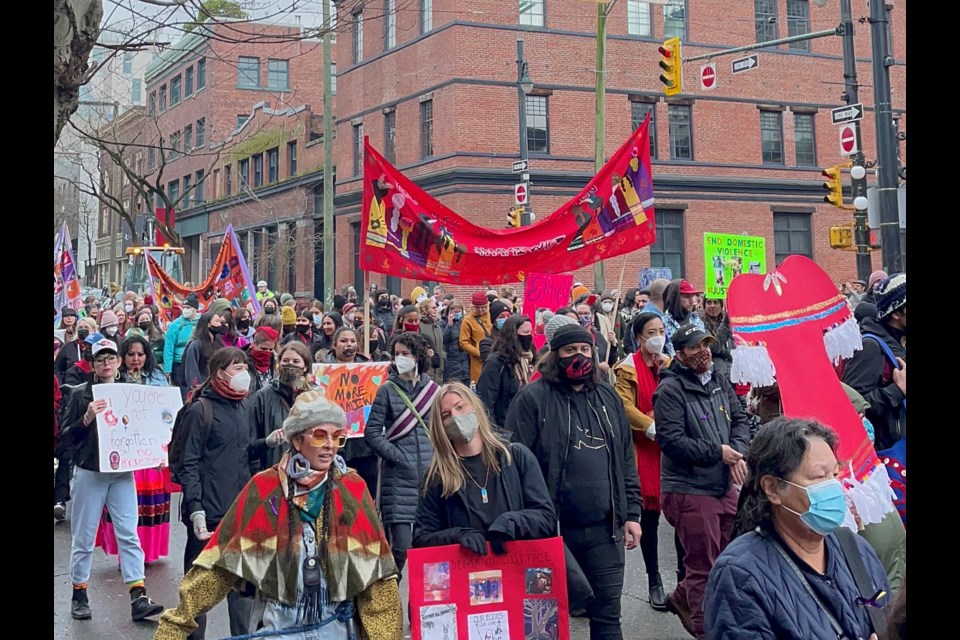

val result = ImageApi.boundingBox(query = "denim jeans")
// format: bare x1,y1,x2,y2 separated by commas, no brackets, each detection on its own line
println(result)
563,523,626,640
183,523,254,640
70,467,145,586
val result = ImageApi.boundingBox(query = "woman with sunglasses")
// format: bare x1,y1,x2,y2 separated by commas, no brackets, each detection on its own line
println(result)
155,392,402,640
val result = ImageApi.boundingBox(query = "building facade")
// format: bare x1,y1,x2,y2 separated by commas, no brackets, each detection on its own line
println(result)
330,0,906,300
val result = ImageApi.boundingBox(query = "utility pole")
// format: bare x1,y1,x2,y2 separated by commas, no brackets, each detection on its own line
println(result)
839,0,871,281
593,0,607,293
868,0,903,273
322,0,335,309
106,101,120,286
516,38,532,225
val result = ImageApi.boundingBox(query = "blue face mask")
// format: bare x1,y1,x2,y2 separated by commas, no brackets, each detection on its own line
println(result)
496,317,507,330
313,314,323,325
778,477,848,536
453,312,463,321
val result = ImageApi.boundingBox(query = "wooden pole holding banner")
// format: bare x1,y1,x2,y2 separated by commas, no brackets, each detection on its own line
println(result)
363,267,371,358
609,254,628,352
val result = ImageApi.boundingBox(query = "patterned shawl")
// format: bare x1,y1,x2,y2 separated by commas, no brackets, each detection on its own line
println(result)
194,455,398,606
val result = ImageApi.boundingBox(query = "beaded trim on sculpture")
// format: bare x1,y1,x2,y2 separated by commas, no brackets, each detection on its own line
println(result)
732,300,848,334
729,294,847,325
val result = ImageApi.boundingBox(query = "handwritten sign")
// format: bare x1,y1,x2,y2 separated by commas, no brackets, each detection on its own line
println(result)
92,383,183,472
638,267,673,291
703,233,766,299
409,537,570,640
311,362,392,438
523,272,574,317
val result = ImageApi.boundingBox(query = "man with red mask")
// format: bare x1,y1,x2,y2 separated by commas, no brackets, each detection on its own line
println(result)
243,326,278,394
652,323,752,639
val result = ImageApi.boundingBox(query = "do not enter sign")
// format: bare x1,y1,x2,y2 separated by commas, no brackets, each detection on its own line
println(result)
514,182,528,205
701,63,717,91
839,124,858,156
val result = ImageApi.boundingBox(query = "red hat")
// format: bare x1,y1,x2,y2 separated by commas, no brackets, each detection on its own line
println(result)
471,291,488,306
255,326,280,342
678,280,702,295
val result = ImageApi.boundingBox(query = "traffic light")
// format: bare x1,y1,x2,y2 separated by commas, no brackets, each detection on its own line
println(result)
829,226,853,249
658,37,682,97
821,165,844,208
507,207,523,228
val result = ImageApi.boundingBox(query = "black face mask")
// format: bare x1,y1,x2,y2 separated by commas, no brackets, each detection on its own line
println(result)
378,300,391,310
210,324,228,335
354,317,365,328
296,324,310,334
278,365,304,387
237,320,251,332
518,334,534,351
558,353,593,383
77,328,90,341
264,307,276,315
138,321,152,331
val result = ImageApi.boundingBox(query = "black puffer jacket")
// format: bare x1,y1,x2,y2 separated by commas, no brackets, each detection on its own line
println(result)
55,341,84,383
504,378,642,537
247,381,296,472
840,317,906,450
653,360,752,497
476,353,522,428
443,319,470,384
364,371,438,525
178,385,256,526
413,442,557,547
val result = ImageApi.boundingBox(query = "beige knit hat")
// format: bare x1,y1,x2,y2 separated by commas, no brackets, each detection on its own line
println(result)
282,390,347,443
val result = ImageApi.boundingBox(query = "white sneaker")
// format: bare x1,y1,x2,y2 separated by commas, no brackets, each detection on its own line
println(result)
54,502,66,522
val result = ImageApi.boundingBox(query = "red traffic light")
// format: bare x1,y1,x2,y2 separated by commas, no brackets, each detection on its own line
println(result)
658,45,672,58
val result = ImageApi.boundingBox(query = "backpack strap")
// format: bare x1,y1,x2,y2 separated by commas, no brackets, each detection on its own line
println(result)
835,528,889,639
196,397,215,448
862,334,906,411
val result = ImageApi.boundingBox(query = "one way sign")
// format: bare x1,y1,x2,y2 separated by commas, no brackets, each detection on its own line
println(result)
831,103,864,125
731,55,759,74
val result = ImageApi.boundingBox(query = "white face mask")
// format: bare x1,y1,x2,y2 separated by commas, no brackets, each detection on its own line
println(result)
643,335,666,355
182,307,197,320
104,326,118,337
395,354,417,375
601,301,614,313
444,411,479,444
124,303,134,313
227,369,251,393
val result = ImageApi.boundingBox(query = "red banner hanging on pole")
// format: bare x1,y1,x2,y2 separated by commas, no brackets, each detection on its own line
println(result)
155,208,175,245
361,117,656,285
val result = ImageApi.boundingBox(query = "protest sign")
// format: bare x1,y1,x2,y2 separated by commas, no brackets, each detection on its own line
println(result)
703,233,766,299
638,267,672,291
92,383,183,472
311,362,392,438
409,537,569,640
522,272,574,317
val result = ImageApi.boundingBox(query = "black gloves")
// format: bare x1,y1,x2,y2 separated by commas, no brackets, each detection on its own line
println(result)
460,529,488,556
488,530,511,556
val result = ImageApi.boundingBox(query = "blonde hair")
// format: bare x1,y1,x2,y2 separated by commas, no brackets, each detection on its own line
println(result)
424,382,512,498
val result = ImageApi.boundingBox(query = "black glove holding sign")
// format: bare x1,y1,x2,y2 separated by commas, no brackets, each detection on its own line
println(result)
459,529,488,556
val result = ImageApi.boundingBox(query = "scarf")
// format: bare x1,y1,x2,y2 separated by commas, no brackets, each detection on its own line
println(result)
250,348,273,374
515,352,534,387
631,349,662,511
194,454,397,608
211,373,248,401
74,360,92,375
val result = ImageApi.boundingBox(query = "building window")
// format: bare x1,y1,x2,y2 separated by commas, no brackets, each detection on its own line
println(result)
158,85,167,111
195,170,205,204
225,165,233,195
182,174,192,208
420,0,433,33
384,111,397,164
184,124,193,151
238,56,260,89
253,154,264,187
787,0,811,51
196,118,205,146
755,0,778,44
185,66,194,96
168,179,180,204
794,112,816,166
267,59,290,91
288,141,298,176
627,1,652,37
147,147,155,169
526,95,548,154
238,158,250,189
170,76,181,105
197,58,206,89
331,62,337,95
352,222,363,296
122,51,133,75
267,147,279,183
668,104,692,160
237,114,249,129
631,101,657,159
170,131,181,160
760,110,784,164
519,0,545,27
663,0,686,40
774,213,813,264
384,0,397,50
420,101,434,159
131,79,142,104
650,210,685,277
353,12,364,64
149,91,156,116
353,123,363,176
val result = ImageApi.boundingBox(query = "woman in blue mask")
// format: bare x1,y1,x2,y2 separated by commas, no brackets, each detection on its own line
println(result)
479,300,513,365
705,418,890,640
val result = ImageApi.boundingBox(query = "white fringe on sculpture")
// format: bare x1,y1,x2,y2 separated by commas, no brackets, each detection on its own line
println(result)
841,460,897,531
823,316,863,365
730,343,777,387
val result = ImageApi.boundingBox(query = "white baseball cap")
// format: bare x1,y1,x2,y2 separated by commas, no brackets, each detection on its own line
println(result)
91,338,118,357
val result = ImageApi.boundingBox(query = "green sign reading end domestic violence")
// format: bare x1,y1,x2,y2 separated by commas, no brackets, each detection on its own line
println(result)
703,233,767,299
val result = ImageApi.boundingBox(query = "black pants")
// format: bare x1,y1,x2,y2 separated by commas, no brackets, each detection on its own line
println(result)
563,523,626,640
386,523,413,575
348,456,380,497
183,523,254,640
54,448,73,505
639,508,686,580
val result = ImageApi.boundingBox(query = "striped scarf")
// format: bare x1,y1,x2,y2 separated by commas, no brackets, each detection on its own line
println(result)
385,379,440,442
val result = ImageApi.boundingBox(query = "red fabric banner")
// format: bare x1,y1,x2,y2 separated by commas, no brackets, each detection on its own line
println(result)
408,537,570,640
361,118,656,285
155,208,175,246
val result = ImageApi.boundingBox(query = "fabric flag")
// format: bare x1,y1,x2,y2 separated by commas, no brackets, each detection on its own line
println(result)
54,221,84,327
147,224,260,326
361,117,656,285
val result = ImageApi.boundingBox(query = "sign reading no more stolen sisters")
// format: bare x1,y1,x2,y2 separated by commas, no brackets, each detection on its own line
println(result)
703,233,766,299
93,383,184,472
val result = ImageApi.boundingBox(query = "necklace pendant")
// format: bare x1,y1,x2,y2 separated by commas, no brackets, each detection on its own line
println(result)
480,488,488,504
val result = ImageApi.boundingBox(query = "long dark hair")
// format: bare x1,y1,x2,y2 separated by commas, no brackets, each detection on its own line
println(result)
492,315,537,367
701,297,729,334
735,418,840,536
537,343,601,389
388,331,430,374
393,304,420,336
330,327,359,360
191,311,225,362
119,334,160,377
134,308,163,342
218,308,241,342
663,279,691,324
318,311,343,349
624,288,638,309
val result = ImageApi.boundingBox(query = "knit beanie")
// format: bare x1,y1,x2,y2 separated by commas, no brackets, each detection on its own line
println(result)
874,273,906,321
280,293,295,306
549,324,593,351
544,314,577,344
98,310,119,328
489,301,510,322
183,293,201,310
470,291,488,306
867,270,889,292
571,285,590,302
283,390,348,443
281,306,297,326
209,298,233,316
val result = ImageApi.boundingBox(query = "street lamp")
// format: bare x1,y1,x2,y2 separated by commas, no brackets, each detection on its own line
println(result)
517,38,533,226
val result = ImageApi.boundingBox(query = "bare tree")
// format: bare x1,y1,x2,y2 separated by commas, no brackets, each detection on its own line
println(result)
55,0,104,144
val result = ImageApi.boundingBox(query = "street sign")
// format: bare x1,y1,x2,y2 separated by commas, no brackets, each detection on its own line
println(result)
514,182,529,206
831,103,864,125
512,160,529,173
700,63,717,90
731,55,759,74
839,124,858,156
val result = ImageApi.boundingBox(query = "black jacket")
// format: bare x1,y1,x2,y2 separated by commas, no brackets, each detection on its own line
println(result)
413,442,557,548
504,378,642,537
479,336,494,366
653,360,751,497
280,329,325,353
241,343,275,395
179,385,256,526
55,341,84,383
247,381,295,472
64,362,92,386
443,319,470,384
841,317,906,450
60,380,101,472
703,314,734,382
476,353,522,428
364,371,437,524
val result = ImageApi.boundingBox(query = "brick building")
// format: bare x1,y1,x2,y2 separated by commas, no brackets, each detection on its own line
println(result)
331,0,906,302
